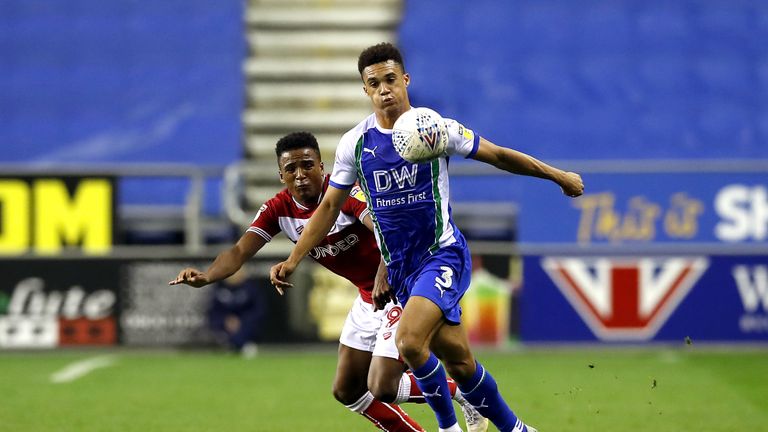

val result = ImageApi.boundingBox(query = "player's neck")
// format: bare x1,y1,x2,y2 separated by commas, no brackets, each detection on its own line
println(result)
375,105,411,129
295,196,319,209
291,191,322,210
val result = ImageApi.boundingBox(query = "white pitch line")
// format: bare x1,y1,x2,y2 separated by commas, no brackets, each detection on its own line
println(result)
50,355,116,384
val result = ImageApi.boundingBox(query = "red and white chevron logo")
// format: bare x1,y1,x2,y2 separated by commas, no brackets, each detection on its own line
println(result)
542,257,708,340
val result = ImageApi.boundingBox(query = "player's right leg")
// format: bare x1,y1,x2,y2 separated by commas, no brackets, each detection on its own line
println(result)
396,296,463,432
338,295,425,431
333,343,371,406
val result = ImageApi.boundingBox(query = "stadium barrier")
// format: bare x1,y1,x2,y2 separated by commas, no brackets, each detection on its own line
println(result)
0,160,766,348
451,159,768,344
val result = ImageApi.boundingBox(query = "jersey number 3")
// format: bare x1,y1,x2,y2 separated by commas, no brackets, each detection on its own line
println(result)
434,266,454,298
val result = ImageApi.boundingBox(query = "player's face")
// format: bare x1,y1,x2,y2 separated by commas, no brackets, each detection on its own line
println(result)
362,60,410,125
278,148,324,205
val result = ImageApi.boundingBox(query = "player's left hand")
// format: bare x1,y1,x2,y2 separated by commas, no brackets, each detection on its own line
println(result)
269,261,296,295
559,171,584,197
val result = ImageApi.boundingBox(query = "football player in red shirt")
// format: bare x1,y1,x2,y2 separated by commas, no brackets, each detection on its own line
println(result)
170,132,486,432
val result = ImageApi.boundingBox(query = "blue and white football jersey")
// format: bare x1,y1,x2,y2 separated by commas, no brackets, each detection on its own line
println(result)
329,109,480,290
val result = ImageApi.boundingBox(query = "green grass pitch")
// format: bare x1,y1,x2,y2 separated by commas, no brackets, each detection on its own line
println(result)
1,347,766,431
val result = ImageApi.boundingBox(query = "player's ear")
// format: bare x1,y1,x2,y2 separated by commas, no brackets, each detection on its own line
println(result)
403,73,410,87
320,161,324,172
278,170,285,184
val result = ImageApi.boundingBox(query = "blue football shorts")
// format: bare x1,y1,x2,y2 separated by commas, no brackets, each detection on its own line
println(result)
398,243,472,325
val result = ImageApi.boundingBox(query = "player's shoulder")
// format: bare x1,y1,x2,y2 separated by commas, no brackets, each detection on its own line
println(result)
338,113,377,149
271,187,293,204
444,117,476,141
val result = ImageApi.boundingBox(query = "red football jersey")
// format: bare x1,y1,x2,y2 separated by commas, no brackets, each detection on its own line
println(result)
247,176,380,303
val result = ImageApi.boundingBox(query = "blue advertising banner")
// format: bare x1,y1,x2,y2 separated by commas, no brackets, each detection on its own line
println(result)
520,254,768,342
517,171,768,245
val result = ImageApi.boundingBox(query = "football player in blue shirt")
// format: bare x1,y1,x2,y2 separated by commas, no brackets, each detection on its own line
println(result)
271,43,583,432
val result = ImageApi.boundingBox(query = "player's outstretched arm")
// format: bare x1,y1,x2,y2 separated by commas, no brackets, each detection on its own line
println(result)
270,185,349,292
471,137,584,197
169,232,267,288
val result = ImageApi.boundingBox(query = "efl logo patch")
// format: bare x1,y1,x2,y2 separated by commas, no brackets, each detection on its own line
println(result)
458,124,474,141
542,257,708,340
252,204,268,223
350,186,367,203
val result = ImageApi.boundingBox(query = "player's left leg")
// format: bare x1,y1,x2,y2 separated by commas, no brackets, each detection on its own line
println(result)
366,301,407,403
393,243,482,432
392,369,489,432
340,295,426,431
367,299,487,431
367,353,407,402
432,322,534,432
398,242,528,432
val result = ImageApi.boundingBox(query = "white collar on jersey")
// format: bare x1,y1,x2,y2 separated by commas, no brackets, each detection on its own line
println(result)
291,187,324,211
374,107,415,134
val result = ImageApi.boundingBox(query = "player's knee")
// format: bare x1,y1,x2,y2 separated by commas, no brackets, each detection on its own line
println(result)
368,380,398,403
431,337,475,381
332,382,366,406
395,333,426,364
443,358,475,382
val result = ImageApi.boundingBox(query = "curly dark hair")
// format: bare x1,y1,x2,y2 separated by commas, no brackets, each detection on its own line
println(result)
274,131,321,160
357,42,405,76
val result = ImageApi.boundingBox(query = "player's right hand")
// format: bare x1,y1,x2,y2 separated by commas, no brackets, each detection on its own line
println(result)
168,268,209,288
270,261,296,295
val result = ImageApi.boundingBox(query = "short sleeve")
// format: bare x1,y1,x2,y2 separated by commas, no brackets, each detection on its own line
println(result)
444,118,480,158
246,200,281,241
329,131,360,189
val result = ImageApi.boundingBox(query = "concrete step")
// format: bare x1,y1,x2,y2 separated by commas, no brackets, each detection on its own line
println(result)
247,5,399,29
250,0,399,6
246,132,344,158
244,57,360,80
248,82,368,109
247,30,393,56
242,108,370,132
245,185,285,208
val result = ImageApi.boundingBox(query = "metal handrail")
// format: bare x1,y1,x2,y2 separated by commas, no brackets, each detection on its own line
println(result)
223,162,251,228
221,158,768,256
447,158,768,175
4,159,764,256
0,163,223,177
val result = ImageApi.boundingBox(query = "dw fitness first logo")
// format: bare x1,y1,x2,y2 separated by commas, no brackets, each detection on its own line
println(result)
542,257,708,340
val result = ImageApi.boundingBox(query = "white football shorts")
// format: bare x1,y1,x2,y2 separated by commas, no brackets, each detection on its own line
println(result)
339,295,403,360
